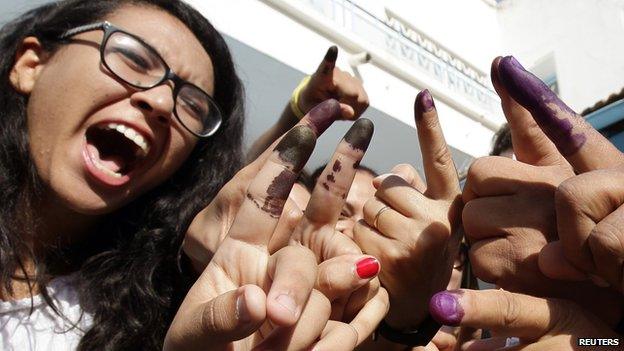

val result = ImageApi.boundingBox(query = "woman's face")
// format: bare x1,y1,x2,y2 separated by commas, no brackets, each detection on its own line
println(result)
20,5,215,215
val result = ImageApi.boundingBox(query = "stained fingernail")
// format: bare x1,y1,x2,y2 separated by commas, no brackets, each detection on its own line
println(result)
490,56,503,88
307,99,341,135
344,118,374,151
429,291,464,326
498,55,586,156
415,89,435,114
356,257,380,279
275,293,299,317
324,45,338,62
236,288,251,323
275,125,316,172
588,274,610,287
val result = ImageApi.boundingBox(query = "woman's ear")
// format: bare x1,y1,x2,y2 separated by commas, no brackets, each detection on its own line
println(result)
10,36,47,94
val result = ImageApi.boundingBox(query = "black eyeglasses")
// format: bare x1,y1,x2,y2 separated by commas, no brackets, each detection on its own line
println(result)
60,21,222,138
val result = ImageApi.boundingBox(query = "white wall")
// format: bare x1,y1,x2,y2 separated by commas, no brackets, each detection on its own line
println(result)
197,0,501,157
498,0,624,111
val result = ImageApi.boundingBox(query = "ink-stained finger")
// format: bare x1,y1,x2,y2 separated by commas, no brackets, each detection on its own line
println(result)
227,126,316,246
252,99,342,168
498,55,624,172
491,57,567,167
314,45,338,77
429,289,556,339
414,89,461,199
305,118,374,226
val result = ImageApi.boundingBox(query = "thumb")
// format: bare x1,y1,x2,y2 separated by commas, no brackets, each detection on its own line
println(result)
165,285,266,351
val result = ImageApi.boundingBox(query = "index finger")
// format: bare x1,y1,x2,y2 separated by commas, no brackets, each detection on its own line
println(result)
491,56,568,168
227,125,316,246
305,118,374,226
429,289,559,339
314,45,338,78
498,55,624,172
414,89,460,199
252,99,342,169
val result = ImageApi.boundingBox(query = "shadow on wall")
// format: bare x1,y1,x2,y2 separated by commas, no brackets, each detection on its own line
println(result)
224,34,474,176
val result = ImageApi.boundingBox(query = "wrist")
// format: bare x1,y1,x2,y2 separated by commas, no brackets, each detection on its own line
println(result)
289,75,311,120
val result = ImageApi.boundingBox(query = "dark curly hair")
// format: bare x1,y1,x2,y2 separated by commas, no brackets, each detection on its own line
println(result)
0,1,244,349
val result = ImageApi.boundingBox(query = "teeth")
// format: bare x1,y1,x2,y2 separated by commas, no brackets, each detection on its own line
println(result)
102,122,151,156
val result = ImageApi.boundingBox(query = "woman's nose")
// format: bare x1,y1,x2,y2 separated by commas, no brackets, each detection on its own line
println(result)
131,84,175,125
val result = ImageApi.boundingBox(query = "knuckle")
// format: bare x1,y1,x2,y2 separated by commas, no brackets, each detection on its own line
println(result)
498,290,521,327
555,179,584,212
589,221,624,254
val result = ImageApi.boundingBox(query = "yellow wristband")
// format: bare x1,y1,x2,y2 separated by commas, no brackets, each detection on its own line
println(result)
290,75,311,120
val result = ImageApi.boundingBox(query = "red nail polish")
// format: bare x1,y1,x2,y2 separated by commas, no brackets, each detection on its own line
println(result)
356,257,380,279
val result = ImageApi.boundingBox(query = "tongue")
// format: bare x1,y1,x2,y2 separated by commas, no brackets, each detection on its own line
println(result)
86,143,126,173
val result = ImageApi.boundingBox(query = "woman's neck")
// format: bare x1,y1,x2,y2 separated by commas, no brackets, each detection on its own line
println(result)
1,194,100,300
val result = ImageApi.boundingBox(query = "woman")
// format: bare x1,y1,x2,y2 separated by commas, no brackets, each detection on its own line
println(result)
0,0,244,349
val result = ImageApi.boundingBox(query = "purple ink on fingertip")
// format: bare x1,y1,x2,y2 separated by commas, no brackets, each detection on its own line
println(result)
429,291,464,326
416,89,435,114
343,118,374,151
498,55,587,156
274,125,316,172
306,99,341,136
324,46,338,63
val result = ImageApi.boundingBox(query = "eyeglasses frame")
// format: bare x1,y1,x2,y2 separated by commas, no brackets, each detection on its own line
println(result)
60,21,222,138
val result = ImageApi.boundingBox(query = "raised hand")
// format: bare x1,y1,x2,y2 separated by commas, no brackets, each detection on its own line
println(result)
298,46,369,120
430,289,619,350
354,90,463,331
461,56,624,325
488,56,624,292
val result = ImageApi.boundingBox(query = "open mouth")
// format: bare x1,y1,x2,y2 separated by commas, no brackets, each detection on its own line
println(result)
84,122,151,183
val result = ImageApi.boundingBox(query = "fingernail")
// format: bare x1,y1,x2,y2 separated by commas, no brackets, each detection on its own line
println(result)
588,274,610,287
344,118,374,152
306,99,341,136
490,56,503,88
507,55,526,71
276,293,298,317
498,55,586,156
429,291,464,326
415,89,435,113
236,289,251,323
324,45,338,62
275,125,317,172
356,257,380,279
